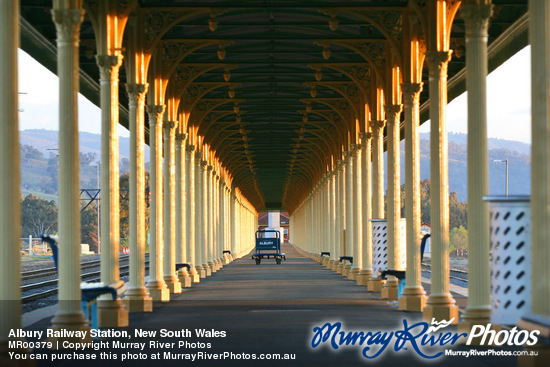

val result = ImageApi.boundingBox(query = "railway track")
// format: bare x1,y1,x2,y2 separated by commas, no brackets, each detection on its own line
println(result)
21,258,149,304
421,262,468,282
21,255,131,281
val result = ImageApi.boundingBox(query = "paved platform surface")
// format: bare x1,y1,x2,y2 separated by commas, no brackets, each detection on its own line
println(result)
24,244,523,367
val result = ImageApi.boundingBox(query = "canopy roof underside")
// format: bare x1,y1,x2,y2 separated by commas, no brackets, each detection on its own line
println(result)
20,0,528,213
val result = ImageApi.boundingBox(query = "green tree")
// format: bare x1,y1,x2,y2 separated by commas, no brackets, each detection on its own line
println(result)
119,171,151,240
21,145,44,160
420,178,431,224
81,203,98,252
449,192,467,229
80,152,97,167
416,179,468,230
450,225,468,250
21,194,58,237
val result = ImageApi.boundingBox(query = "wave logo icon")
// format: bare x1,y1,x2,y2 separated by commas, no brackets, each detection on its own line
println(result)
427,318,455,333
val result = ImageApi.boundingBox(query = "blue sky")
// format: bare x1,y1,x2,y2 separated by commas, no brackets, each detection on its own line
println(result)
18,46,531,144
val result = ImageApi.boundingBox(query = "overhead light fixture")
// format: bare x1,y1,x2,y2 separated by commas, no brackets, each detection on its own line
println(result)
217,44,226,60
306,102,312,113
209,16,218,32
315,69,322,82
228,86,235,98
329,15,339,31
224,67,231,82
236,114,241,123
310,86,317,98
234,103,240,113
302,114,308,123
322,45,331,60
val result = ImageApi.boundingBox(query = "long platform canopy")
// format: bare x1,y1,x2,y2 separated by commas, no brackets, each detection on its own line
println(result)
19,0,528,212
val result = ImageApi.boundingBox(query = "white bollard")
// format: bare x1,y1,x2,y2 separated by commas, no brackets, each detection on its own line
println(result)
485,196,531,325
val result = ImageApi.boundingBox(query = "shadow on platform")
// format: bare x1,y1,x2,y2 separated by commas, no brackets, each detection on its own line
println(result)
23,244,521,367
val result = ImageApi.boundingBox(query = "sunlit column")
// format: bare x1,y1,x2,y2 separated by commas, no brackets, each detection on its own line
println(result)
400,82,427,311
204,165,213,273
357,132,373,285
350,146,362,280
460,3,493,328
230,188,236,259
96,49,128,326
326,170,336,269
199,160,212,277
123,82,153,312
0,0,26,358
342,151,353,277
382,104,403,301
423,50,459,323
336,160,346,273
162,121,181,293
145,105,170,301
175,133,192,287
368,120,386,291
530,0,550,317
206,167,216,273
186,144,199,282
48,4,91,336
194,151,206,278
219,179,226,265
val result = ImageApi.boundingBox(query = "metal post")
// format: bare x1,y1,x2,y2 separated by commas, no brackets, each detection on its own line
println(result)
494,159,509,196
97,162,100,254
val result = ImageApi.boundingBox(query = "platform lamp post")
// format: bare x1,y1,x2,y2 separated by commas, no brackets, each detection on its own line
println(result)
96,161,101,254
494,159,508,196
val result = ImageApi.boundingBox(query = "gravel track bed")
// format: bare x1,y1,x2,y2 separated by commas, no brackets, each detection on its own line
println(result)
21,254,102,272
21,255,141,315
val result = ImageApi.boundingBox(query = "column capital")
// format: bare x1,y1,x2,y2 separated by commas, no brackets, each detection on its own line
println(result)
401,82,423,95
350,144,361,153
425,50,453,75
186,144,195,152
95,54,123,81
207,165,214,171
176,132,187,141
359,131,373,141
201,160,208,167
51,8,85,42
370,120,386,134
384,104,403,119
460,4,493,36
163,120,177,131
146,105,165,127
125,83,149,105
343,150,352,160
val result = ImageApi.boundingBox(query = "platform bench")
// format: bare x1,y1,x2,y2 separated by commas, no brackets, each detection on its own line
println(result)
380,234,430,298
41,236,120,329
338,256,353,265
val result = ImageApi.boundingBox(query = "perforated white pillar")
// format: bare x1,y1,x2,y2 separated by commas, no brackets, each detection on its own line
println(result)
486,197,531,325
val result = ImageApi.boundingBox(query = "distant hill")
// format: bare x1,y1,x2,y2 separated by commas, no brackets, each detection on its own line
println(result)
388,133,530,202
20,129,150,201
21,130,530,203
20,129,150,161
420,132,531,155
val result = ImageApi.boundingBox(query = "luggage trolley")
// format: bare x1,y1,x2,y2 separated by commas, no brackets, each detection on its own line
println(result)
252,230,286,265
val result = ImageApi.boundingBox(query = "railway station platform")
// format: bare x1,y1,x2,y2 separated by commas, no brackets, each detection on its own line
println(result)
21,244,523,367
